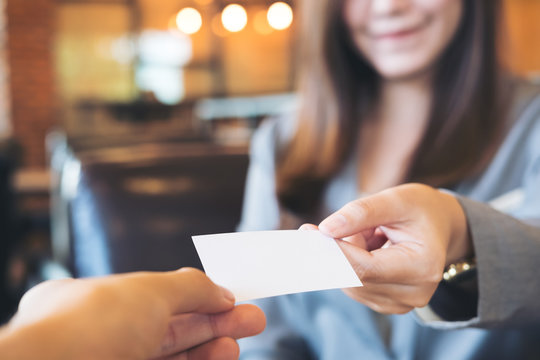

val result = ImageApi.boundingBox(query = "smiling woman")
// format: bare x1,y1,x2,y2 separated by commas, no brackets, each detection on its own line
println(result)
237,0,540,358
343,0,463,79
276,0,505,214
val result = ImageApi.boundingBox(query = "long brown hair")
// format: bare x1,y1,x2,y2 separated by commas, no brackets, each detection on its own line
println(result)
277,0,508,217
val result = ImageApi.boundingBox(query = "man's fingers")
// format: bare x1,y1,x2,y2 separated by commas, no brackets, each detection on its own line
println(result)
210,304,266,339
115,268,235,315
169,268,236,314
185,337,239,360
154,337,239,360
155,304,265,358
18,278,74,312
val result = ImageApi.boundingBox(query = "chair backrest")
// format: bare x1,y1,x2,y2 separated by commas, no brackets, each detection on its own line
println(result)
0,140,18,323
66,142,249,277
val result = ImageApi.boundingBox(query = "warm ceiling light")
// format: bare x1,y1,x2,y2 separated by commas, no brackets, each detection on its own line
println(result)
176,7,202,35
221,4,247,33
267,2,293,30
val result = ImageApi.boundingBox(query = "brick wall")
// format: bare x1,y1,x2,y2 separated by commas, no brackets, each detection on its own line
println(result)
2,0,538,169
0,0,10,137
6,0,56,168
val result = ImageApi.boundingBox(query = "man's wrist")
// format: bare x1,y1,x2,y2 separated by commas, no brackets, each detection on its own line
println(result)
0,320,32,359
0,317,66,359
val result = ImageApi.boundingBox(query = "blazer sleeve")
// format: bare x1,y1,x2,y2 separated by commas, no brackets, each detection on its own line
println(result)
458,195,540,327
417,91,540,329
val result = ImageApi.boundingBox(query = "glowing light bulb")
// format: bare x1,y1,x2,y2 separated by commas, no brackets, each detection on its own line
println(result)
221,4,247,33
267,2,293,31
176,7,202,35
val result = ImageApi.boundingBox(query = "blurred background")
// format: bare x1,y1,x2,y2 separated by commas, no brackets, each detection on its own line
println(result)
0,0,538,324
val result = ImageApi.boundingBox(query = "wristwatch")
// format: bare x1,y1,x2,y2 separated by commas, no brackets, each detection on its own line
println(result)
443,258,477,282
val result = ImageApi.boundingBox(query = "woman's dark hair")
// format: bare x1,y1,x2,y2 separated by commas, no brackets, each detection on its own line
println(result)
277,0,508,217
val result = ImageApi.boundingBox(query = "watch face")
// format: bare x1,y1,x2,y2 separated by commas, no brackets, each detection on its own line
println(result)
443,259,476,282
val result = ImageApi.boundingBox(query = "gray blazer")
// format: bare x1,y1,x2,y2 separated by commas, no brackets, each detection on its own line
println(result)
238,81,540,359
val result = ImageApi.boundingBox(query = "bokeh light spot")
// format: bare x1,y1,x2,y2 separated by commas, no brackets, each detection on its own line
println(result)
176,7,202,35
221,4,248,33
267,2,293,31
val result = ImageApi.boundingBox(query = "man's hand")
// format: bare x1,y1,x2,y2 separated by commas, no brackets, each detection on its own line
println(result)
1,268,265,359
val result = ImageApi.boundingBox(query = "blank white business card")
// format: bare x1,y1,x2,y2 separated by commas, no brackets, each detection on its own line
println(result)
192,230,362,302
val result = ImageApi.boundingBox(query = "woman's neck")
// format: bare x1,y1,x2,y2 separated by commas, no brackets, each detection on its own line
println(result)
377,73,432,127
357,74,433,194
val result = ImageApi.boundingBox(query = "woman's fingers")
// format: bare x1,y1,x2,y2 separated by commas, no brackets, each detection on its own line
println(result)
318,184,441,239
364,228,388,251
155,304,265,358
298,223,319,231
342,227,385,250
344,280,437,310
342,287,415,314
300,223,377,249
337,236,444,313
337,239,444,284
319,189,407,238
337,240,408,283
315,184,469,315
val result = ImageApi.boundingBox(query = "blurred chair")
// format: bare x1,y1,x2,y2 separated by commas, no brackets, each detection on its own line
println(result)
0,138,19,323
50,136,249,277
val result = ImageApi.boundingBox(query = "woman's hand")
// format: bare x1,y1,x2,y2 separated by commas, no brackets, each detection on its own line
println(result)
2,268,265,360
313,183,472,314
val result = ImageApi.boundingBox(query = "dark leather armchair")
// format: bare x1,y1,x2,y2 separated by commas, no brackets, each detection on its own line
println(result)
52,140,249,277
0,138,19,323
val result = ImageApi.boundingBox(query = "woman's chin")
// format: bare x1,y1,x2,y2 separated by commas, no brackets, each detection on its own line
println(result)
374,60,434,82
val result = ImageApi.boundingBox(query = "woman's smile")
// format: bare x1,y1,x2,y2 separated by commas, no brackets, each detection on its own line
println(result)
362,16,432,50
